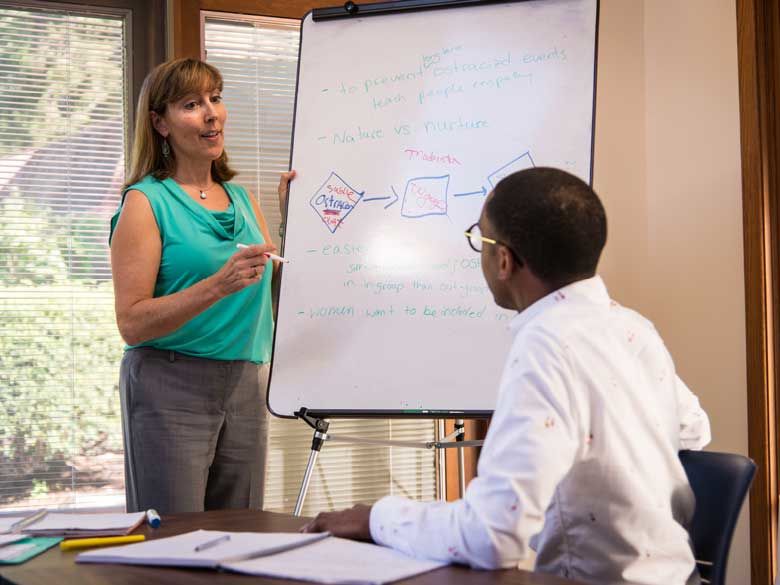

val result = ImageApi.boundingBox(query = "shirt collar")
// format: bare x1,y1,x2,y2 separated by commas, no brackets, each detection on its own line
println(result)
162,177,244,240
508,275,610,334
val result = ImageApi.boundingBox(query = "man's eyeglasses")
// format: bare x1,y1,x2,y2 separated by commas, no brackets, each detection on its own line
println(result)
464,222,498,253
465,222,523,265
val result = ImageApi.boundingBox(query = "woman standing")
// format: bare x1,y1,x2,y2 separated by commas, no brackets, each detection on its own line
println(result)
110,58,293,513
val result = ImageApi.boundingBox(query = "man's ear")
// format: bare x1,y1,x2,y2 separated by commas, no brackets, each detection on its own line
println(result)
496,245,521,280
150,111,168,138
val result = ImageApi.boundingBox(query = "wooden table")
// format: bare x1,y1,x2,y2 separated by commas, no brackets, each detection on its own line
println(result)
0,509,583,585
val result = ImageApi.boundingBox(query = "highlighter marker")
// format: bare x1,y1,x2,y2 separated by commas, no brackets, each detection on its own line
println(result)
60,534,146,551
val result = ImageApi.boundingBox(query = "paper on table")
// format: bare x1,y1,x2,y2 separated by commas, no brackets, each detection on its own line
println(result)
23,512,145,537
0,542,38,562
0,537,63,565
223,536,447,585
0,516,27,534
0,534,27,547
77,530,329,568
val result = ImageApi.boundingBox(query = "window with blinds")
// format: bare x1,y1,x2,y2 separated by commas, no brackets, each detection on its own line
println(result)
203,13,437,515
0,3,128,509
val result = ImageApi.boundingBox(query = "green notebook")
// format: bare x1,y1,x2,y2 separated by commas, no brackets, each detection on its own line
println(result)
0,537,62,564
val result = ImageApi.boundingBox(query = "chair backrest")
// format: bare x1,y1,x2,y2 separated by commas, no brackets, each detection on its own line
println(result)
679,450,756,585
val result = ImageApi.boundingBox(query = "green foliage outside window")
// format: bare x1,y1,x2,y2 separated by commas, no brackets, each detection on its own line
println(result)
0,195,123,503
0,6,126,504
0,11,124,157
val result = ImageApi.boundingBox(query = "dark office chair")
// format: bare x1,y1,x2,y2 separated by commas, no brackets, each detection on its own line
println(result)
679,450,756,585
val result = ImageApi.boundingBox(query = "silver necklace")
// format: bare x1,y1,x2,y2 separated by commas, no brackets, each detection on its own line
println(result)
176,177,214,200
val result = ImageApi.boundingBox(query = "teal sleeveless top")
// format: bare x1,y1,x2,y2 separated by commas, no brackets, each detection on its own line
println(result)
109,175,273,363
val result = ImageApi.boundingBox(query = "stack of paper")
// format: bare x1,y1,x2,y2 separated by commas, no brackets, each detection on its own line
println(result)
0,516,27,534
6,512,145,537
0,537,62,565
0,535,26,547
78,530,448,584
0,514,64,565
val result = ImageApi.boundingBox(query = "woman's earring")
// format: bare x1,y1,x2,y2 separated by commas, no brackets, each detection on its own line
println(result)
161,139,171,158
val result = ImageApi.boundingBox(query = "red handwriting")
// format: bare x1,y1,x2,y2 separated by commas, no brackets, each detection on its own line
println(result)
410,182,446,211
404,148,462,166
326,184,356,198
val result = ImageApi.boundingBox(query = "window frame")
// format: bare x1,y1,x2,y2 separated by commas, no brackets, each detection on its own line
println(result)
0,0,166,145
174,0,382,59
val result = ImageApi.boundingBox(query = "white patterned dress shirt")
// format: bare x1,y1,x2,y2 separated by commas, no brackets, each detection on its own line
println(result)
370,276,711,585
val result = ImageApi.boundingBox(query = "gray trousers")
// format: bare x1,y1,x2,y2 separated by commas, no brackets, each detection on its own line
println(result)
119,347,269,513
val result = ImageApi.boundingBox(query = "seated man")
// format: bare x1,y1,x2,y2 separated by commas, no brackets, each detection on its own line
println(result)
303,167,710,585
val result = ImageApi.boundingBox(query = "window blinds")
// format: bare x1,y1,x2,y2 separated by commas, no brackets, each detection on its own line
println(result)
203,13,436,515
0,3,127,509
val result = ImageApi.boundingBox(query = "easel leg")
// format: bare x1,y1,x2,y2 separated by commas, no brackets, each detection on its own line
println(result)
436,420,446,501
293,419,330,517
455,419,466,498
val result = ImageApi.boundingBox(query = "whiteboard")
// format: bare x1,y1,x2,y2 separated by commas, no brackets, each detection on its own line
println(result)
268,0,598,417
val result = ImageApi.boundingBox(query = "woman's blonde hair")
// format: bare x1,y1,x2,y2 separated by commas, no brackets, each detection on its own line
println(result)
123,58,236,190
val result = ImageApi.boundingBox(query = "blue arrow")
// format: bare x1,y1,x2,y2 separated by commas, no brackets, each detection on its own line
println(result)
453,186,487,197
364,188,400,209
386,187,399,209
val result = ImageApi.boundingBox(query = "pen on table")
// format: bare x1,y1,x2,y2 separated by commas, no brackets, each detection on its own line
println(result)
10,508,47,533
60,534,146,551
146,508,161,528
194,534,231,552
235,243,290,263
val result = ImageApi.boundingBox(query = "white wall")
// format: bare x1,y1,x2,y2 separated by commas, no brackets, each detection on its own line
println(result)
595,1,750,583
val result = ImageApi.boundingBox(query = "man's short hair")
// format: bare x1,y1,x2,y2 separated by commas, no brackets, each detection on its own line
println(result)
485,167,607,284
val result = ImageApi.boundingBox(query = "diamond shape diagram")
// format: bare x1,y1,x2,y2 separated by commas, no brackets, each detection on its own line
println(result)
401,175,450,219
310,172,364,234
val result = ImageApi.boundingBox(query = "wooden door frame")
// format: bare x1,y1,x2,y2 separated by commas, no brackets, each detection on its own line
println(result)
737,1,780,584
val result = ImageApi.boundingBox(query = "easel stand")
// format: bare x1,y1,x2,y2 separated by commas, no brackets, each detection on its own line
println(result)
293,408,484,516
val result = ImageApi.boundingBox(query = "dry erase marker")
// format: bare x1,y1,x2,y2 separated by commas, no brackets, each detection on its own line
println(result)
146,508,161,528
264,252,290,263
60,534,146,551
236,243,290,263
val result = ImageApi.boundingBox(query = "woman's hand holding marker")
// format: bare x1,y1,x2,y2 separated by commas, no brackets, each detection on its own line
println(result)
236,243,290,263
209,242,273,298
